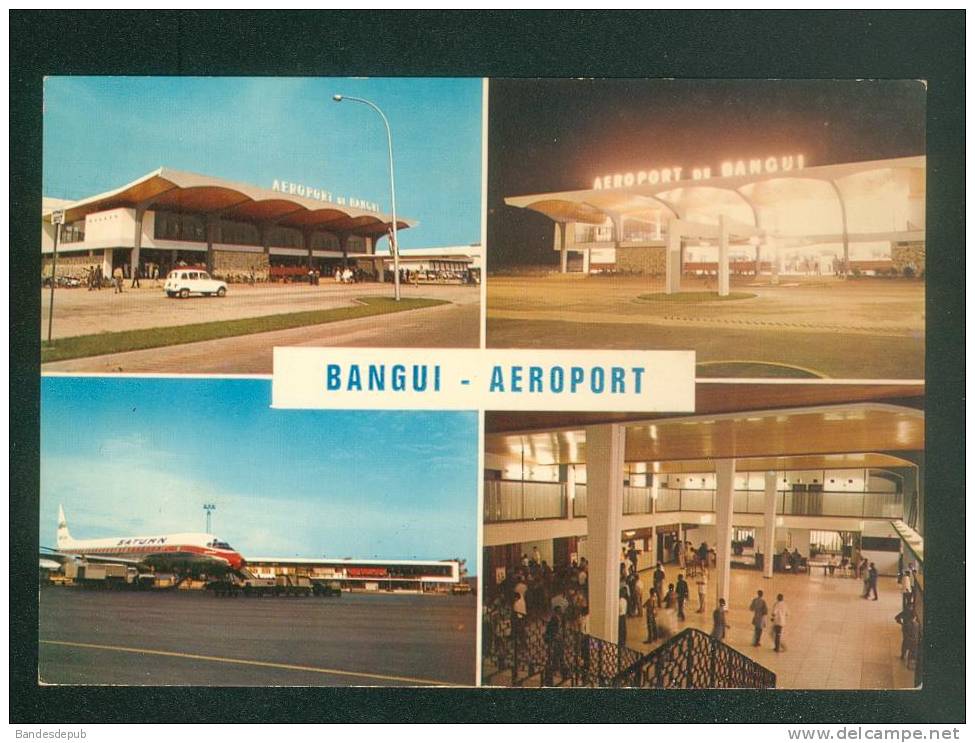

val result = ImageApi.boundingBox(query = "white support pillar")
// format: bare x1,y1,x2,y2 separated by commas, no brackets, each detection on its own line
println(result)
714,459,736,605
718,214,730,297
560,464,576,521
763,471,778,579
585,424,626,644
582,248,592,275
101,249,114,278
558,222,568,273
130,206,146,280
767,234,779,285
665,217,682,294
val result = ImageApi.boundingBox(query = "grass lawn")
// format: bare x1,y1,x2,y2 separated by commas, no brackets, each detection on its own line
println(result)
636,291,757,302
41,297,448,363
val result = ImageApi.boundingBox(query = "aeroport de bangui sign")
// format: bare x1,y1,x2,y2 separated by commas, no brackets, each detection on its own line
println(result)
593,153,806,190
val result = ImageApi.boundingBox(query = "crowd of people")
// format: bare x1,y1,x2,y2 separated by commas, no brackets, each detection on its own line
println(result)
486,544,921,687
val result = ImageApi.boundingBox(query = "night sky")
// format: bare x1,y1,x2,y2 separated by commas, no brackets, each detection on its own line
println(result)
487,79,926,268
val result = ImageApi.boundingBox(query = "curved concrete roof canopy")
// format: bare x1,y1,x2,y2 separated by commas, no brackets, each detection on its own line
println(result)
506,156,925,242
43,167,416,238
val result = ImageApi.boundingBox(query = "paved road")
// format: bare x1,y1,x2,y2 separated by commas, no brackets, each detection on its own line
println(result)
43,301,479,374
487,275,925,379
39,587,476,686
42,282,479,340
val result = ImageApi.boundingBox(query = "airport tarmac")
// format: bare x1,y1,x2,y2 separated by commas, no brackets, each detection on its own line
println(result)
39,587,477,686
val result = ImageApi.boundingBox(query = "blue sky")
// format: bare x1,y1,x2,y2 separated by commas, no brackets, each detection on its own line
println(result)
43,77,482,250
40,377,478,570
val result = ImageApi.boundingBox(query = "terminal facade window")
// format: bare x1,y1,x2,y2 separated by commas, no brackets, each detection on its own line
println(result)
154,210,207,242
60,220,85,244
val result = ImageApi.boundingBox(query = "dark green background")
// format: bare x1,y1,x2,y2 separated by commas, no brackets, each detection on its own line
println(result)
10,10,965,723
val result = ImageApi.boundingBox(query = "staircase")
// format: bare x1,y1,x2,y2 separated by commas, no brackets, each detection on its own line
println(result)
482,608,775,688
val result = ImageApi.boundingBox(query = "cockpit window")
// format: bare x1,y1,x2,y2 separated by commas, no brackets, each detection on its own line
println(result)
213,541,232,550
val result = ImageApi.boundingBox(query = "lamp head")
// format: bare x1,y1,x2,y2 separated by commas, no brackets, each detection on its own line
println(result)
332,94,343,102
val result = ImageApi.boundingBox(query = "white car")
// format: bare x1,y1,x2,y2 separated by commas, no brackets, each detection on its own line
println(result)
164,269,227,298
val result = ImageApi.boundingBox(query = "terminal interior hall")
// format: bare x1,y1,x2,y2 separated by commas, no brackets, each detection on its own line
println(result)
481,383,924,689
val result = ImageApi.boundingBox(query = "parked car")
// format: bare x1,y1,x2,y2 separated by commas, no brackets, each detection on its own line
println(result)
164,269,227,298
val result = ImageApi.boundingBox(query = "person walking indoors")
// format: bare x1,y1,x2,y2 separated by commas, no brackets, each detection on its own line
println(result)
895,607,919,667
643,592,658,644
696,569,708,613
652,563,665,608
749,589,769,647
618,588,629,646
711,598,728,641
771,593,788,652
865,562,879,600
675,574,689,621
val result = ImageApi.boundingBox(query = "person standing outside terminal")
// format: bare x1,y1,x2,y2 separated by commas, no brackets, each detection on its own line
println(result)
112,265,124,293
711,598,728,642
652,563,665,608
749,589,769,647
675,574,689,621
130,263,141,289
771,593,787,652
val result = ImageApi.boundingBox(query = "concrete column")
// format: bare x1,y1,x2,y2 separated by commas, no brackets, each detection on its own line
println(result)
584,424,626,643
718,214,730,297
558,222,568,273
559,464,577,521
130,207,146,279
763,471,778,578
303,230,314,269
582,248,592,275
665,218,682,294
338,233,350,267
260,223,272,258
102,249,114,278
714,459,736,605
767,234,779,285
205,215,217,274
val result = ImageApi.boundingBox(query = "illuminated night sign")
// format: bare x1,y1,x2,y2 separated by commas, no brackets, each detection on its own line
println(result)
593,154,805,190
271,179,381,213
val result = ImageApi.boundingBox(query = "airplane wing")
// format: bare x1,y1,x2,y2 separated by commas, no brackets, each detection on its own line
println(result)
39,548,143,567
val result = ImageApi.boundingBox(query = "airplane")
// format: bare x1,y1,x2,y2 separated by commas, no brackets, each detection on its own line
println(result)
42,505,245,572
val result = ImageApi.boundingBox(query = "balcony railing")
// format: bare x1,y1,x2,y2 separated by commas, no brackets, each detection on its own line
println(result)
484,482,901,523
484,480,566,522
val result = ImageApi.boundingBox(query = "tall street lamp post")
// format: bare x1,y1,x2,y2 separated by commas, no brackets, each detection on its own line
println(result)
332,94,401,301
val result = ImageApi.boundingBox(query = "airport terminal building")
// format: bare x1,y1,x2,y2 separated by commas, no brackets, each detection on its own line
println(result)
505,156,925,290
41,168,415,283
244,557,463,593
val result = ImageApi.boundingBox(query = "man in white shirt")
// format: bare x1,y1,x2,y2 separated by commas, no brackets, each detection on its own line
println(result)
771,593,788,652
618,589,629,646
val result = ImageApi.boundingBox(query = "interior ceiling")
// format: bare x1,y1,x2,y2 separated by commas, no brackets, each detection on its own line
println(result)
485,403,924,469
486,383,924,434
635,452,916,474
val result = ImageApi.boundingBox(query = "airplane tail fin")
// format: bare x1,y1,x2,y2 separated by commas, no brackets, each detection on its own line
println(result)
57,505,73,548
